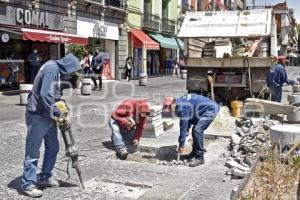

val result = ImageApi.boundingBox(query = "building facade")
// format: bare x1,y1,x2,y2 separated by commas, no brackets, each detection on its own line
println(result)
75,0,127,80
0,0,87,84
127,0,183,79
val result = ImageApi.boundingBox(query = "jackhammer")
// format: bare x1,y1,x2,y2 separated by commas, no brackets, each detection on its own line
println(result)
55,101,85,190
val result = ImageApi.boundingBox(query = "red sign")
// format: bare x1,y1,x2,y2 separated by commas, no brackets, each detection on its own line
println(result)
22,28,88,45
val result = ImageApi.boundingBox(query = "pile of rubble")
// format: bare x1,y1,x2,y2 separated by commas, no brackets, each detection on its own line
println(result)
224,117,279,179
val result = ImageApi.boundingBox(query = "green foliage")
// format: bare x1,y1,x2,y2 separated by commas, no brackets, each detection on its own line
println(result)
68,45,85,60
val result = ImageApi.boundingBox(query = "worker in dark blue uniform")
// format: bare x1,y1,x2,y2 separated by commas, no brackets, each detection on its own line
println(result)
266,56,298,102
163,94,220,167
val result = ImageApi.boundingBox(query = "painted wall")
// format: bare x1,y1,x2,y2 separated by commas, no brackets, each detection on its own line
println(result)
127,0,143,30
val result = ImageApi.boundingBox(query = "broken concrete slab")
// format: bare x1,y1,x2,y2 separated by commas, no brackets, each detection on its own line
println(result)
231,133,241,145
225,160,250,172
231,168,250,178
270,125,300,146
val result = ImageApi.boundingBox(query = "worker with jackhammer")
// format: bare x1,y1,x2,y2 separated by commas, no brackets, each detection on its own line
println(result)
266,55,298,102
163,94,219,167
110,99,150,160
21,53,82,198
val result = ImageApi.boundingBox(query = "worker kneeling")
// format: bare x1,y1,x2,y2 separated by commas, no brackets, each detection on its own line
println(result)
110,99,150,160
164,93,220,167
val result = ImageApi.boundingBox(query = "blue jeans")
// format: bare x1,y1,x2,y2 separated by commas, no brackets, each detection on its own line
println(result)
270,85,282,102
191,117,215,159
109,118,135,152
22,112,59,189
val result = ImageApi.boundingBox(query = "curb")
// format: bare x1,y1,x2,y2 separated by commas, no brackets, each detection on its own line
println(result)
0,90,20,96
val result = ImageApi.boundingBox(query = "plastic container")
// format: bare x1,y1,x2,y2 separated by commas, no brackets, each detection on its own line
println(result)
181,70,187,79
81,78,92,95
231,101,243,117
19,84,33,105
139,73,147,86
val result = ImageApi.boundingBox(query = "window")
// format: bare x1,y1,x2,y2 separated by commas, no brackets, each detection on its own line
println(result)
39,0,68,15
162,0,169,18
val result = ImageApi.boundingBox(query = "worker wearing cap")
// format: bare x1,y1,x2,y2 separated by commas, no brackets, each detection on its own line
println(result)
163,94,219,167
110,99,150,160
266,56,298,102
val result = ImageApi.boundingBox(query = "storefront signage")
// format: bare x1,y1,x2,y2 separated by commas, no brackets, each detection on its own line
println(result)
1,33,9,43
47,35,70,43
93,21,108,38
77,17,119,41
16,8,49,28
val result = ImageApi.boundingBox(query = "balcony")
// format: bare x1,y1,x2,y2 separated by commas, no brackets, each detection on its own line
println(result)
105,0,126,9
143,12,160,31
162,18,176,34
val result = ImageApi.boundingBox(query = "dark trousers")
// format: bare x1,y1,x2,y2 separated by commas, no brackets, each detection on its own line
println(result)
125,69,132,81
270,85,282,102
29,65,40,83
191,117,215,159
91,68,103,89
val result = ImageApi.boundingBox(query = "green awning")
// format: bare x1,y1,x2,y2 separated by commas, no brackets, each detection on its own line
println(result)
149,33,184,50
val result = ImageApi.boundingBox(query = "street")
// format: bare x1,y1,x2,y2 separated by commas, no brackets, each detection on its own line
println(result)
0,77,240,200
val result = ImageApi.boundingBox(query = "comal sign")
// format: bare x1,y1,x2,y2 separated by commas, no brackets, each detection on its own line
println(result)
16,8,49,28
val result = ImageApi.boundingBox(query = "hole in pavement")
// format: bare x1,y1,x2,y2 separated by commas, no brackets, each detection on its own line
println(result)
83,178,149,199
107,138,215,166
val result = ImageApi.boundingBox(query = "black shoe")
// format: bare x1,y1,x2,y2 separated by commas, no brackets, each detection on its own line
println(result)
92,86,98,90
117,149,128,160
189,158,205,167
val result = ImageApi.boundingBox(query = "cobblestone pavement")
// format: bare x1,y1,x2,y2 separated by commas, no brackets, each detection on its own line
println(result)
0,77,240,200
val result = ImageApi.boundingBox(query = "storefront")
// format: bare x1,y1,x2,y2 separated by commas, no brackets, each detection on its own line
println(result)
0,6,87,85
77,17,120,80
130,29,160,78
149,33,184,75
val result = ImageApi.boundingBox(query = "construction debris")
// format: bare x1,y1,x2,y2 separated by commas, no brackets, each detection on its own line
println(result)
224,117,279,179
143,105,174,138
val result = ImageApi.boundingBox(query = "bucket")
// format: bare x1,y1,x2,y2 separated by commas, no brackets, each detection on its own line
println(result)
19,84,33,105
139,73,147,86
81,78,92,95
181,70,187,79
231,101,243,117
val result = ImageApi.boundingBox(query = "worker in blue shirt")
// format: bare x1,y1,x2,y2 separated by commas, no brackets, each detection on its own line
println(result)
163,94,220,167
266,55,298,102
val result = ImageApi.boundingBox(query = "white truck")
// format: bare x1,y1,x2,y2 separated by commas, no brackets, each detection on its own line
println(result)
178,9,278,103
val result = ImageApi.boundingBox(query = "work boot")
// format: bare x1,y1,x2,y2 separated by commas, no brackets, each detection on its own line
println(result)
181,152,196,161
117,149,128,160
37,178,60,188
22,186,43,198
189,158,205,167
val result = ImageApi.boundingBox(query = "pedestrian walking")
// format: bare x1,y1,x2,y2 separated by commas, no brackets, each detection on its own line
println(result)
21,53,81,198
173,59,180,78
81,52,92,77
124,56,133,81
266,55,298,102
91,49,104,90
163,93,220,167
110,99,150,160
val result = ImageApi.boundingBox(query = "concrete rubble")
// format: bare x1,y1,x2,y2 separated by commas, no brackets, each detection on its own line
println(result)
223,117,279,179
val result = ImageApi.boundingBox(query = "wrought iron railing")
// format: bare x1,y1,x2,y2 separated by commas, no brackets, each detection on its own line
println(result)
143,12,160,31
161,18,175,34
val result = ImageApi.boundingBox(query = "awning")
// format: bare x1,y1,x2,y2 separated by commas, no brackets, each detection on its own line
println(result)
22,28,88,45
149,33,184,49
131,29,159,50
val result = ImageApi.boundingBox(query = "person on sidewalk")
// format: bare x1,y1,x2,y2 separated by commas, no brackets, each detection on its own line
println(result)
110,99,150,160
81,51,92,77
266,55,298,102
124,56,133,81
27,48,41,83
21,53,81,198
91,49,104,90
163,93,219,167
